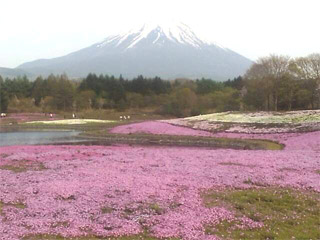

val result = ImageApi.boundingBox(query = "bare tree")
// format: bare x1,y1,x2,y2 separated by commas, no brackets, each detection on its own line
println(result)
293,54,320,80
308,53,320,80
245,55,291,111
292,53,320,108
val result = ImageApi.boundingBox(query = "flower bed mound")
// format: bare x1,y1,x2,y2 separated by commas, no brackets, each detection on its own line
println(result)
108,119,318,151
187,110,320,124
109,121,213,136
162,110,320,134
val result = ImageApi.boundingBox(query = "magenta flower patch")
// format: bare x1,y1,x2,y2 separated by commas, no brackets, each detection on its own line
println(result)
0,130,319,239
110,121,214,136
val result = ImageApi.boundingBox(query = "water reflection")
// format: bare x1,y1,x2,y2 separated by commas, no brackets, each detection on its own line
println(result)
0,130,82,146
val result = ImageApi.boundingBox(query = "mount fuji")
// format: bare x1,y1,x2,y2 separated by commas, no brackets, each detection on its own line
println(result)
17,22,252,80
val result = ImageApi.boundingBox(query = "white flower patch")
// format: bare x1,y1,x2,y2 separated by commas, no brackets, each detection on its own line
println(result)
25,119,116,125
161,110,320,133
186,110,320,124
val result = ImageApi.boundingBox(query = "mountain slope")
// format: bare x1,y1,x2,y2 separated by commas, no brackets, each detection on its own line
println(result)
0,67,32,79
17,22,252,80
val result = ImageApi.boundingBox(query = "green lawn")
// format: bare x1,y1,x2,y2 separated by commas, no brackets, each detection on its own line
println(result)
203,188,320,239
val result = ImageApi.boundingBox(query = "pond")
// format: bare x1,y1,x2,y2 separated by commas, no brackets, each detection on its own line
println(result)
0,130,82,146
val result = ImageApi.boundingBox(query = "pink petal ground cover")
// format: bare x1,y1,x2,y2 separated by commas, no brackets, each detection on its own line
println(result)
109,121,214,137
0,130,319,240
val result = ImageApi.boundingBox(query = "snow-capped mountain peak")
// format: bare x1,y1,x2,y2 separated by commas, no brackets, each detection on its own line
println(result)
96,22,226,50
18,21,252,80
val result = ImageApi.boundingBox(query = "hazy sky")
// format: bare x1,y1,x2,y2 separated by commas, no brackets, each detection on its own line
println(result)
1,0,319,68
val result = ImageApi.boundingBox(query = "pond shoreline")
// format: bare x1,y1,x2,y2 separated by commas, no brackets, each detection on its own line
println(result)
0,130,83,147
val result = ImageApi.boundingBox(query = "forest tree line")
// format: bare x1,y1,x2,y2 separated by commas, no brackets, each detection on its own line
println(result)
0,54,319,117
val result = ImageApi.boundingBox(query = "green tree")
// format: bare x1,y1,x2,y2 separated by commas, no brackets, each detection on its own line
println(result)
0,76,9,112
196,78,223,94
277,74,298,110
31,76,46,106
162,88,197,117
295,89,312,109
211,87,240,112
243,78,267,110
75,90,96,110
291,54,320,109
44,74,75,111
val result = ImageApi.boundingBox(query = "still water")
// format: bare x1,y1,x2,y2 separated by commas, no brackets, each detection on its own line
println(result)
0,130,82,146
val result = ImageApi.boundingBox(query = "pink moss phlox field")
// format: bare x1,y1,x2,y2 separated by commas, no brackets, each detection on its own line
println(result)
0,128,319,239
110,121,214,136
